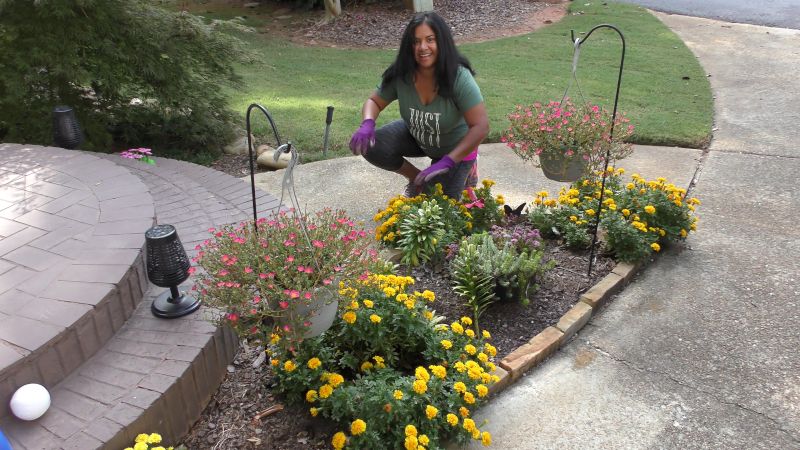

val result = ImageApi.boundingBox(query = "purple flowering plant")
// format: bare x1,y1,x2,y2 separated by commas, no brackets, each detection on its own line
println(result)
120,147,155,165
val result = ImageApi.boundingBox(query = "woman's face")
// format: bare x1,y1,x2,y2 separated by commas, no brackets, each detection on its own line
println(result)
413,23,438,70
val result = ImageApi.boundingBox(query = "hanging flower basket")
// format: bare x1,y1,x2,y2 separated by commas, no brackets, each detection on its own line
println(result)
539,151,587,182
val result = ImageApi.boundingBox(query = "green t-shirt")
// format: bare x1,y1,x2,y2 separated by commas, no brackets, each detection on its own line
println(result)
376,66,483,158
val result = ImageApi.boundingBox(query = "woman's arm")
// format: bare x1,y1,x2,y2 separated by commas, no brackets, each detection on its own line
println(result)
447,102,490,162
362,93,389,121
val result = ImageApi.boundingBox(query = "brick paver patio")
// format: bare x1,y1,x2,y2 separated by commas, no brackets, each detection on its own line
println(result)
0,143,280,449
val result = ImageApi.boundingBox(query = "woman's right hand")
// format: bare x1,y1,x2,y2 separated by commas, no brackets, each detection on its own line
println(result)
349,119,376,155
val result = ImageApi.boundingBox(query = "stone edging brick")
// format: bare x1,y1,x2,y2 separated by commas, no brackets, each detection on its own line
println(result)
490,259,643,395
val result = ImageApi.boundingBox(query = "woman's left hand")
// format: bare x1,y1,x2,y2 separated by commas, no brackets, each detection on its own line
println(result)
414,155,455,186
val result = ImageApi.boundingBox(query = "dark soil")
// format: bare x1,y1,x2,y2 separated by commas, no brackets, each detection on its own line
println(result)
183,2,592,449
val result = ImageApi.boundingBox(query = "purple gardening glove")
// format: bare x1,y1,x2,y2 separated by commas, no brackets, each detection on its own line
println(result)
349,119,376,155
414,155,456,186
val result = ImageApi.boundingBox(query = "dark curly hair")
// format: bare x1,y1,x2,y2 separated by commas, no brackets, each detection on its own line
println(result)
380,12,475,99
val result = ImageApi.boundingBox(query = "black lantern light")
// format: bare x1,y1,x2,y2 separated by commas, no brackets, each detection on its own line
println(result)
145,224,201,318
52,105,84,149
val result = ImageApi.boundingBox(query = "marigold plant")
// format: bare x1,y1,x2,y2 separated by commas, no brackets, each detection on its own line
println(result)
528,168,700,262
267,273,499,449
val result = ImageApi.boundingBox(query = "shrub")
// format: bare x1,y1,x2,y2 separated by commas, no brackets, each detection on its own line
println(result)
0,0,249,161
268,274,499,449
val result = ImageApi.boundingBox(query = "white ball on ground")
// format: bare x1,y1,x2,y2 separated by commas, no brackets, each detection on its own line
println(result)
9,383,51,421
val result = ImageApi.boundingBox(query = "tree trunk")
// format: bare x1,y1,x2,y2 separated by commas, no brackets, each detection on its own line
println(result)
323,0,341,18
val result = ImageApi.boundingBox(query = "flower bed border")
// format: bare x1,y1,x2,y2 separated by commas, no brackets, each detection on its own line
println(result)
489,260,642,394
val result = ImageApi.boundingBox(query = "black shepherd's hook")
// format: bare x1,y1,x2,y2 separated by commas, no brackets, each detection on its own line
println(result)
568,24,626,277
245,103,284,233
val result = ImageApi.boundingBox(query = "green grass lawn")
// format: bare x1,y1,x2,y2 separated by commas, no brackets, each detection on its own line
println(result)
203,1,712,162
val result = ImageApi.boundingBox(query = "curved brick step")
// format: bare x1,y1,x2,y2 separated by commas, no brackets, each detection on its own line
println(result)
0,145,282,449
0,144,154,419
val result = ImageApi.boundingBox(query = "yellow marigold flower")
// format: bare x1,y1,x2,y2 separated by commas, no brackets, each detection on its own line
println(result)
622,208,631,217
482,330,491,339
644,205,656,214
465,329,475,338
384,287,397,297
496,195,505,205
460,316,473,325
482,179,495,188
270,333,281,344
454,361,466,372
447,413,459,426
307,358,322,370
453,381,467,393
680,229,688,238
351,419,366,435
421,290,435,302
440,339,453,350
370,314,382,324
343,311,357,324
319,384,333,399
270,359,279,367
363,299,373,308
423,310,433,320
405,424,418,437
306,390,318,403
481,431,492,446
415,366,431,382
585,209,596,216
451,322,464,334
332,431,347,450
690,222,697,231
404,298,416,309
394,390,404,400
135,434,149,444
640,188,647,195
608,203,617,211
413,379,428,394
419,435,430,446
134,443,147,450
476,384,489,397
616,168,626,175
396,293,409,302
361,361,374,372
485,361,497,372
405,435,418,450
310,407,319,417
425,405,439,419
460,406,470,417
569,215,578,222
464,392,476,404
651,243,661,252
283,360,296,372
463,418,476,432
428,365,446,379
464,344,477,355
328,373,344,387
481,373,492,383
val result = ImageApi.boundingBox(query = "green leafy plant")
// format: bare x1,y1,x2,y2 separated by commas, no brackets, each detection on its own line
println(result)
267,274,499,449
502,99,635,176
374,184,472,267
193,209,379,349
449,239,495,333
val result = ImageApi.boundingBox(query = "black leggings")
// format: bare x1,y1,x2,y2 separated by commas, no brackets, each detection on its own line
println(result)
363,120,474,199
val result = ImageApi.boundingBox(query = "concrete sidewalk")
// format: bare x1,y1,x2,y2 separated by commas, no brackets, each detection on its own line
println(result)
252,12,800,449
